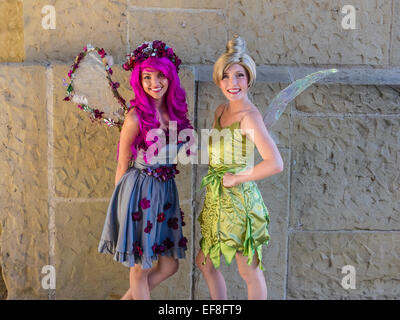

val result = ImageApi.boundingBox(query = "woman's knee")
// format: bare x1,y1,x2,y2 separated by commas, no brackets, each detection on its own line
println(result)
236,254,263,282
159,256,179,276
130,265,151,280
195,251,208,270
195,252,216,274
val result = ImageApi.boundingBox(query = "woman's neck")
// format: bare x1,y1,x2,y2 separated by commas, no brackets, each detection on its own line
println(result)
227,95,251,112
153,97,165,111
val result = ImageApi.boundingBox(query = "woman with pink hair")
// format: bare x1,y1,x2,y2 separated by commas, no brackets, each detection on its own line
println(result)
98,40,192,300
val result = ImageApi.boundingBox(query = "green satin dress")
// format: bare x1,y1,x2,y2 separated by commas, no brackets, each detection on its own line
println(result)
198,113,270,270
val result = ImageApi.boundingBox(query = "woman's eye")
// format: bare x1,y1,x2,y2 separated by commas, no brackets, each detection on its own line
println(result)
237,73,244,77
143,75,151,80
222,74,228,79
158,73,165,78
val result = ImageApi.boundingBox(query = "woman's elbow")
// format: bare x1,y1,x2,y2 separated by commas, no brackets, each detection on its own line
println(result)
275,158,284,173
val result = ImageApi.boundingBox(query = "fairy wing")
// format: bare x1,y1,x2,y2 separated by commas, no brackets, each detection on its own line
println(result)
263,69,338,130
63,44,130,130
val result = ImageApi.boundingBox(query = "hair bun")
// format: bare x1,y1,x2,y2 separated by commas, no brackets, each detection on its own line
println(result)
226,34,246,56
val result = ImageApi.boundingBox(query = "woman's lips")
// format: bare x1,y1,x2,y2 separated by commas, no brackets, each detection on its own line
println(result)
227,88,241,94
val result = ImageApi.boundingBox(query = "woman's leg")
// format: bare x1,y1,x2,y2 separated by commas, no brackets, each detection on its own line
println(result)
129,264,152,300
148,256,179,290
121,256,179,300
235,251,267,300
195,250,227,300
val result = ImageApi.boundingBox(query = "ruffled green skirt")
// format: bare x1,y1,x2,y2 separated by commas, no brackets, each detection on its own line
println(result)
198,177,270,270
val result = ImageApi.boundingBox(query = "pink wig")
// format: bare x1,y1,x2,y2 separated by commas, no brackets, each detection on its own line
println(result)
117,56,192,162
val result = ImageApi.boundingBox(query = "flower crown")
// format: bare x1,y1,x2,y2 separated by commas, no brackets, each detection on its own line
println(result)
122,40,182,73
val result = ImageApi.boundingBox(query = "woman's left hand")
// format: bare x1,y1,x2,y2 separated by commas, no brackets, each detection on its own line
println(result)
222,172,239,188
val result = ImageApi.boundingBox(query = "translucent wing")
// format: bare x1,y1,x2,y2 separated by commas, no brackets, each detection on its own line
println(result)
63,44,130,130
263,69,338,129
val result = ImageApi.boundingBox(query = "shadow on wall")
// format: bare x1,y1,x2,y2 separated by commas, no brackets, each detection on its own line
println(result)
0,265,7,300
0,226,7,299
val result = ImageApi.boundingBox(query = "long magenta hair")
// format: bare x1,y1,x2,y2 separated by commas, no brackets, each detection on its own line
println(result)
117,56,192,161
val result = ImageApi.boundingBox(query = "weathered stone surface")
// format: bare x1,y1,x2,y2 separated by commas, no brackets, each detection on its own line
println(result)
295,84,400,114
130,0,225,9
150,202,193,299
128,10,226,64
0,0,24,62
53,64,132,199
0,65,49,299
55,201,129,299
0,265,6,299
288,231,400,299
23,0,128,63
390,0,400,65
291,117,400,230
227,0,391,65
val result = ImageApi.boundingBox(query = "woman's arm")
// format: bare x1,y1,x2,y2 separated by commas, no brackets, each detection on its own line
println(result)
115,109,140,186
223,108,284,187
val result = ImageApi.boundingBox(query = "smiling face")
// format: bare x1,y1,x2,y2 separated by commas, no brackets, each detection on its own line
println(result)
141,68,169,100
218,63,249,102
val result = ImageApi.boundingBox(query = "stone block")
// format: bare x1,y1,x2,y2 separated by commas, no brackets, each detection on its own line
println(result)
128,10,226,64
0,65,49,299
291,117,400,230
55,201,129,299
288,231,400,299
24,0,127,63
227,0,391,65
52,63,133,199
0,0,24,62
295,84,400,114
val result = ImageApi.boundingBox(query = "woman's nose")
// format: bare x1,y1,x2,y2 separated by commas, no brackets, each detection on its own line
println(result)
229,76,237,86
151,77,160,87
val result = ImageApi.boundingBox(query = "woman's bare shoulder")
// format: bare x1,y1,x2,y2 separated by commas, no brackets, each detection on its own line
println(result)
214,103,226,118
240,104,265,130
125,107,139,123
120,108,140,139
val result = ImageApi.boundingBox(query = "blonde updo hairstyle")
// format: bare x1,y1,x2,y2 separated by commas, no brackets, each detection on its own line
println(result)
213,35,256,89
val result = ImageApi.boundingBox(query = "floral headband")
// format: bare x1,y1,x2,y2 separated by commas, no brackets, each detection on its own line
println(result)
122,40,182,73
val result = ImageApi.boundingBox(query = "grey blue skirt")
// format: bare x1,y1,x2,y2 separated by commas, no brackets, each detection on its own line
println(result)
98,165,187,268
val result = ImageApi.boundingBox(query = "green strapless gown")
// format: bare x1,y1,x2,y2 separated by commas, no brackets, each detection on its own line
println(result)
198,115,270,270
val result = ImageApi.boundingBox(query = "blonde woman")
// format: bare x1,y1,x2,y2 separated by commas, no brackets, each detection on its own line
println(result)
196,35,284,300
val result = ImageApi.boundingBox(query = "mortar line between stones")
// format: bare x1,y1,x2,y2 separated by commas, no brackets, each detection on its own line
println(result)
127,6,224,14
190,77,200,301
284,101,294,300
292,112,400,119
289,229,400,233
46,64,56,300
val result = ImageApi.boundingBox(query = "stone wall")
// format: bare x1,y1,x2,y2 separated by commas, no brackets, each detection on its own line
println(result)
0,0,399,300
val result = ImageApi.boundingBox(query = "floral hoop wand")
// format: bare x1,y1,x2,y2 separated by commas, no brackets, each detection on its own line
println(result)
63,44,131,130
